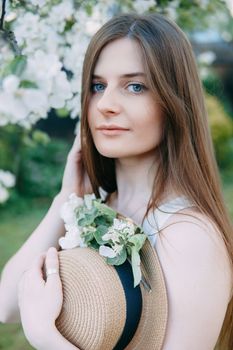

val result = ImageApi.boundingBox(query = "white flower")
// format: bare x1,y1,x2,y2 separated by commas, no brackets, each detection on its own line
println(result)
102,231,120,242
112,218,135,236
0,185,9,203
0,80,49,126
84,193,96,210
99,245,117,258
165,1,179,21
60,193,83,224
113,244,124,255
31,0,47,7
133,0,156,13
197,51,216,65
59,225,86,249
0,170,16,188
3,75,20,93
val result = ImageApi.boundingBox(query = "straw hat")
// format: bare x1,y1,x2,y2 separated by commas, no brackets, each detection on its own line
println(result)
56,237,168,350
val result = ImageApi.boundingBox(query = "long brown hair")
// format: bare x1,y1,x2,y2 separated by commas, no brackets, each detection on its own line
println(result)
80,13,233,348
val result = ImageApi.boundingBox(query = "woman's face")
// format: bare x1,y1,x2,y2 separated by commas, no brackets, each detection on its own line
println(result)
87,37,163,159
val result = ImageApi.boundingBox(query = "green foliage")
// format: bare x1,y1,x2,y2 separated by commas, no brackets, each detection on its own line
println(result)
2,55,27,78
106,247,127,265
17,137,71,198
0,125,24,173
203,74,233,118
19,80,38,89
175,0,228,30
206,93,233,170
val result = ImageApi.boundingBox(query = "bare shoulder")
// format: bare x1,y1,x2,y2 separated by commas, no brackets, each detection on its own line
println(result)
155,208,233,350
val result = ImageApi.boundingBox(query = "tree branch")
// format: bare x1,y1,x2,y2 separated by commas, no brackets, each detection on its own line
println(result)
0,0,6,30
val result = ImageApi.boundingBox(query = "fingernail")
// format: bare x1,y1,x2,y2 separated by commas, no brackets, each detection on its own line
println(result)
48,247,57,254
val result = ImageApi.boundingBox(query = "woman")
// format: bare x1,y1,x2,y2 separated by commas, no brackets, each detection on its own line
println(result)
0,12,232,350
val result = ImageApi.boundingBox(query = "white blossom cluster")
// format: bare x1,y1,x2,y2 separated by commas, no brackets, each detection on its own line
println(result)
99,217,136,258
0,0,115,127
59,193,95,249
0,170,16,203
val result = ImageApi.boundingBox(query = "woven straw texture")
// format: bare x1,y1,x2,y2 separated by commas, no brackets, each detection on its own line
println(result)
56,239,168,349
56,248,126,350
125,240,168,349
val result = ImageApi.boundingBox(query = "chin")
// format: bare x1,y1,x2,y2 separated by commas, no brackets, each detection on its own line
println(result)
94,144,127,158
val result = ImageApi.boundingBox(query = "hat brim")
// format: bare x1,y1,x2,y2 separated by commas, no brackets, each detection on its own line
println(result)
125,239,168,349
56,238,168,350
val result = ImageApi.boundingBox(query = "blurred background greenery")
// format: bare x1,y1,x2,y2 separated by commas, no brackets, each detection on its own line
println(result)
0,0,233,349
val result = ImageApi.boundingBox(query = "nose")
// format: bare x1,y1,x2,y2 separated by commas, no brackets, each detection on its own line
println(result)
96,86,121,116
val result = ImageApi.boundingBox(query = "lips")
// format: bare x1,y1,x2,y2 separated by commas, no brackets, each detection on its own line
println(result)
96,125,129,136
97,125,129,131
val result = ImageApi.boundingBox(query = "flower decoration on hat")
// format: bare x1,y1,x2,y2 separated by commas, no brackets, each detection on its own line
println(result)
59,193,147,287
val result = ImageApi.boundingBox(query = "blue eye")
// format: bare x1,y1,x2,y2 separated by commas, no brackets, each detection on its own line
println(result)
91,83,105,93
128,83,145,93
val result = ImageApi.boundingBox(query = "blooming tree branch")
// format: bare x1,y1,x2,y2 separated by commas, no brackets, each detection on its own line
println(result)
0,0,6,30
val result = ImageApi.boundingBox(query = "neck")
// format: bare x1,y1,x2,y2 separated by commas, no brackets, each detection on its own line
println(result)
108,152,158,222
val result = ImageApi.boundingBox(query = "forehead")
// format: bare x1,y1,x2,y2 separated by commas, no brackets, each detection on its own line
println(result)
93,38,145,76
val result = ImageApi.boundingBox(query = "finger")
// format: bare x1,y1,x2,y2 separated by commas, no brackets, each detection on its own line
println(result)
71,124,81,152
45,247,61,288
30,253,47,280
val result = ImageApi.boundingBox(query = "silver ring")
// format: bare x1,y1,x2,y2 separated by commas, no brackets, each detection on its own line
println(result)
46,268,58,277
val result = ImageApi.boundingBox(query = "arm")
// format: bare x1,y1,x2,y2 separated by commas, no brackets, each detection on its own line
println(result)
156,210,233,350
0,134,92,323
0,191,68,323
18,247,80,350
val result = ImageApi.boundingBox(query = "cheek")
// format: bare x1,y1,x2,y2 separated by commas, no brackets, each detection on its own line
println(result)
135,105,164,142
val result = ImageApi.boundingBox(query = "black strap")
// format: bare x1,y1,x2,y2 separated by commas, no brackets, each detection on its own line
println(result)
113,259,142,350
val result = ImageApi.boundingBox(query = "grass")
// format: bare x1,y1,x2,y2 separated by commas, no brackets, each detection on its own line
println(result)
0,177,232,349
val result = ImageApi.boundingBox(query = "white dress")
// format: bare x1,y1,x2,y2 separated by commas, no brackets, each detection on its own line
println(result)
142,196,194,247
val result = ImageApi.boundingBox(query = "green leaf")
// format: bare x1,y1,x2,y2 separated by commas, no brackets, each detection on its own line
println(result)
19,80,38,89
56,108,70,118
94,215,109,226
78,212,96,226
89,240,99,250
94,225,108,245
3,55,27,77
131,247,142,287
106,248,127,266
82,231,94,243
94,201,116,220
32,130,50,145
128,234,147,252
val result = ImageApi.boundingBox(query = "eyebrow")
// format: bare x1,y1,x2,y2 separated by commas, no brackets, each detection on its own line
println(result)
92,72,146,79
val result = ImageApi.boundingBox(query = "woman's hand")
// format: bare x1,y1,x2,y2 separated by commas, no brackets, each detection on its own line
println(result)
18,247,63,349
61,128,92,197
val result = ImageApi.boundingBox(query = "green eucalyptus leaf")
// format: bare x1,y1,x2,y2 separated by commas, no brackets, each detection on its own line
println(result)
94,201,116,220
94,225,108,245
131,247,141,287
82,231,94,243
94,215,109,226
89,240,100,250
128,234,147,252
78,213,96,226
106,248,127,266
